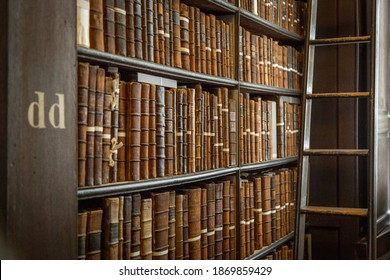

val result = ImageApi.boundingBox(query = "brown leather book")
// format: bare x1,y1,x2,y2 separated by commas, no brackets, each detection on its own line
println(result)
109,71,121,183
146,0,154,62
255,97,262,162
103,0,115,53
94,68,105,186
172,0,181,68
250,34,257,84
189,6,196,72
133,0,143,59
225,23,232,79
206,182,215,259
249,181,255,255
182,192,189,260
86,65,98,186
141,0,149,61
276,96,285,158
216,90,224,168
140,83,150,180
205,15,212,75
123,195,132,259
216,20,222,77
102,197,119,259
187,88,196,173
86,208,103,260
125,0,135,57
258,36,264,84
102,77,112,184
244,180,251,257
194,7,201,72
77,210,88,259
214,182,223,260
279,169,287,237
118,196,124,259
222,180,230,259
168,191,176,259
78,62,89,187
244,30,251,83
204,91,211,170
152,191,170,260
200,12,206,74
153,1,160,64
209,14,217,76
228,98,237,167
114,0,127,56
164,89,174,176
201,188,208,259
194,84,204,172
239,94,245,165
210,93,219,169
90,0,105,51
127,82,141,181
229,180,236,259
261,173,272,246
148,84,157,178
180,3,190,70
117,81,127,182
254,178,263,251
131,193,141,259
221,20,227,78
163,0,171,66
77,0,90,48
156,86,165,177
156,0,164,65
271,173,280,242
239,180,246,259
250,99,256,163
175,193,185,260
140,197,153,260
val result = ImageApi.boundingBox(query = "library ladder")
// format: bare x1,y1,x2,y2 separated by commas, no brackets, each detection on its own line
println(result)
294,0,378,259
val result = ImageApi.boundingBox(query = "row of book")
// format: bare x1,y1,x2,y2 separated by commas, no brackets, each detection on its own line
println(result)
239,26,303,89
239,93,300,165
240,0,307,36
261,242,294,260
77,0,234,78
239,167,297,259
78,179,236,260
78,62,237,187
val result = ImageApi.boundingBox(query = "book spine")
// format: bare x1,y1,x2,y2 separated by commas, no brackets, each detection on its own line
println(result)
102,77,112,184
90,0,105,51
131,193,141,259
86,209,104,260
201,188,208,259
175,194,184,260
164,89,174,176
78,62,89,187
114,0,127,56
168,191,176,259
103,0,115,53
149,84,157,178
228,98,237,167
187,88,196,173
140,83,150,180
109,72,120,182
117,81,127,181
133,0,143,59
125,0,135,57
123,195,132,259
127,82,141,181
77,211,88,259
214,182,223,260
182,193,189,259
206,182,215,259
102,197,119,259
163,0,171,66
94,68,105,186
77,0,90,48
195,84,204,172
184,188,201,260
172,0,181,68
157,0,165,65
140,197,153,260
180,3,190,70
222,180,230,259
229,180,236,259
118,196,124,259
152,192,170,260
156,86,166,177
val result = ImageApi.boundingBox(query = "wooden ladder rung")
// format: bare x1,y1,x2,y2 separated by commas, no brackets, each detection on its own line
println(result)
310,35,371,46
301,206,368,217
307,92,370,98
303,149,369,156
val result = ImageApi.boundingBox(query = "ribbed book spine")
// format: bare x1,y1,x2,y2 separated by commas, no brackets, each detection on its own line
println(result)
164,89,174,176
149,84,157,178
175,194,185,260
184,188,201,259
86,209,103,260
117,81,127,181
122,195,132,259
102,197,119,259
168,191,176,259
222,180,231,259
109,71,120,182
152,192,170,260
206,182,215,259
77,211,88,259
90,0,105,51
127,82,141,181
125,0,135,57
131,193,141,259
103,0,115,53
102,77,112,184
140,83,150,180
156,86,166,177
140,197,153,260
78,62,89,187
201,188,208,259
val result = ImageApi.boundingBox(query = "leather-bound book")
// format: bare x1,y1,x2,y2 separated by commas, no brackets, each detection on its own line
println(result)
77,210,88,259
127,82,141,181
221,91,229,165
250,34,258,84
244,30,251,83
164,89,174,176
180,188,201,260
131,193,142,259
194,84,204,172
175,89,185,175
180,3,190,70
254,177,263,250
279,169,287,237
200,12,206,74
141,0,149,61
258,36,264,84
239,180,246,259
205,15,212,75
118,196,124,259
211,93,219,169
172,0,181,68
146,0,154,62
175,194,185,260
261,173,272,246
90,0,104,51
156,0,165,65
148,84,157,178
123,195,132,259
215,182,223,260
78,62,89,187
206,182,215,259
194,7,201,72
276,96,285,158
250,99,256,163
152,191,170,260
221,20,227,78
77,0,90,48
86,65,98,186
117,81,127,181
182,193,189,259
189,6,196,72
86,208,103,260
156,86,165,177
103,0,115,53
109,71,121,183
152,1,160,64
102,197,119,259
186,88,196,173
140,197,153,260
133,0,143,59
222,180,230,259
270,173,279,242
201,188,208,259
114,0,127,56
102,77,112,184
163,0,171,66
216,91,223,168
226,22,232,79
244,180,251,257
209,14,217,76
94,68,105,186
228,98,237,167
168,191,176,259
140,83,150,180
249,181,255,255
204,91,210,170
215,20,222,77
125,0,135,57
229,181,236,259
255,98,262,162
239,94,245,165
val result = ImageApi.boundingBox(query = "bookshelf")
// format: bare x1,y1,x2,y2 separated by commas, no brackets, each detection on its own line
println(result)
1,0,306,259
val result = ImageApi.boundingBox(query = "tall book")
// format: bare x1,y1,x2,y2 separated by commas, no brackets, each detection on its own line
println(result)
262,173,272,246
118,196,124,259
172,0,181,68
146,0,154,62
156,86,166,177
117,81,127,181
201,188,208,259
90,0,105,51
214,182,223,260
239,180,246,259
122,195,132,259
168,191,176,259
77,62,89,187
175,194,185,260
109,70,120,182
149,84,157,178
182,193,189,259
152,191,170,260
133,0,143,59
195,84,204,172
140,197,153,260
77,0,90,48
125,0,135,57
140,83,150,180
114,0,127,56
86,208,103,260
94,67,104,186
222,180,231,259
103,0,115,53
180,3,190,70
77,210,88,259
229,98,237,167
187,88,196,173
102,197,119,259
165,89,175,176
131,193,141,259
183,188,201,259
206,182,215,259
254,176,263,250
127,82,141,181
102,77,112,184
229,179,236,259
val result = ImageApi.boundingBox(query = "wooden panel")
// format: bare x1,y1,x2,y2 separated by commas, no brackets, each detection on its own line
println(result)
309,226,339,260
6,0,77,259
